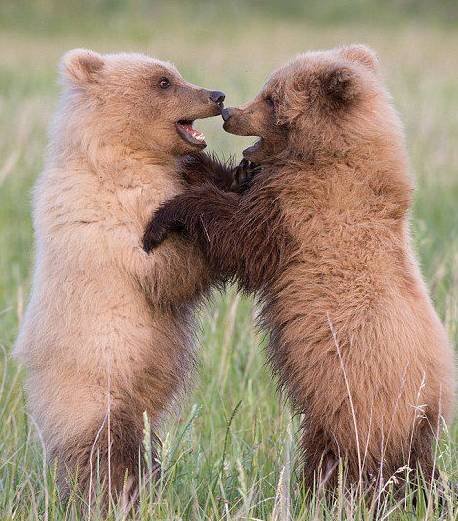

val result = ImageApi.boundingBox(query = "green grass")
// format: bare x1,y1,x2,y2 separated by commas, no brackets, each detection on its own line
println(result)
0,1,457,519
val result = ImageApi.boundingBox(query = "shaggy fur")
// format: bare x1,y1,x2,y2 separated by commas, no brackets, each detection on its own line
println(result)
14,49,238,505
144,45,456,490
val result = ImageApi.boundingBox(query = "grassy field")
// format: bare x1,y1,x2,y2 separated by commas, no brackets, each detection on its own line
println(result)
0,1,457,519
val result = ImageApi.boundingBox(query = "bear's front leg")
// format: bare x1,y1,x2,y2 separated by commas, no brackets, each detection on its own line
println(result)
143,204,185,251
143,184,239,253
179,153,260,193
230,159,261,193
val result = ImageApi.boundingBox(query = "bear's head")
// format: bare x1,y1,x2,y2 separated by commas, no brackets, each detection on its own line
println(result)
57,49,225,158
222,45,399,164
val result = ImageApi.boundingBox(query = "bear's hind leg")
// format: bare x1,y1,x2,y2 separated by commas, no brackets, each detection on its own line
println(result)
53,402,160,512
300,426,341,494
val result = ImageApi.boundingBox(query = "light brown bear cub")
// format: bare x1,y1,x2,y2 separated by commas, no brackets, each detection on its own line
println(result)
14,49,231,503
144,45,456,491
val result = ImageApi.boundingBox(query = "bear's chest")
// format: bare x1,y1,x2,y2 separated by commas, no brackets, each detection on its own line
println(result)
112,166,182,229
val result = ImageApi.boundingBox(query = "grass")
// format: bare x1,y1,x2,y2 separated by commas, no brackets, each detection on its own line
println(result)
0,1,457,519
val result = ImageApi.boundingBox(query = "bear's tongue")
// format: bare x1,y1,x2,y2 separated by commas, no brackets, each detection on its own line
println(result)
176,120,206,147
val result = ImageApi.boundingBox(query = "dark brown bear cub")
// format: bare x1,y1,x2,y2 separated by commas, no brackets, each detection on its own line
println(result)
143,45,455,492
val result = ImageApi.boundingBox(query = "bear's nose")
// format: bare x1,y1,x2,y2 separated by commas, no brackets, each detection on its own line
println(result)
221,107,233,122
209,91,225,104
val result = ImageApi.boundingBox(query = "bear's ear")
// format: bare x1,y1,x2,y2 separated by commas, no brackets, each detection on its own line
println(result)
339,44,378,72
60,49,104,86
320,65,361,107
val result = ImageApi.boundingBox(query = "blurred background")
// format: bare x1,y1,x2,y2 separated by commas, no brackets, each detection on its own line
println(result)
0,1,457,518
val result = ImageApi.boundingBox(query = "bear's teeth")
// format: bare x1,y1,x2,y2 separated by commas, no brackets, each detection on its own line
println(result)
191,129,205,141
177,121,205,142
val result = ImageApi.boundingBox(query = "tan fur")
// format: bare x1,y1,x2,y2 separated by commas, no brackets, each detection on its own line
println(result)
14,50,223,503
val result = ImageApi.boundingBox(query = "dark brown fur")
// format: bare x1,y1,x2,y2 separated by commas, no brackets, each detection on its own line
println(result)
180,152,260,195
143,167,294,293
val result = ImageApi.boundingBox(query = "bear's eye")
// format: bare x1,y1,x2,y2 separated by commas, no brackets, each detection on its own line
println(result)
265,96,274,108
159,77,171,89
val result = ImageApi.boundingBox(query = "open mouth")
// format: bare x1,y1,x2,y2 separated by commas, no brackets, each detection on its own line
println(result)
243,138,263,158
176,120,207,148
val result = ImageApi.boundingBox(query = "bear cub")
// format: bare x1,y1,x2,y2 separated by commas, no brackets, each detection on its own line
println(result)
14,49,247,506
144,45,455,491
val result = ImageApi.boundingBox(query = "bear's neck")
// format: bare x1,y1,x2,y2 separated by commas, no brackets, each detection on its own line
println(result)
266,140,412,223
50,138,177,182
